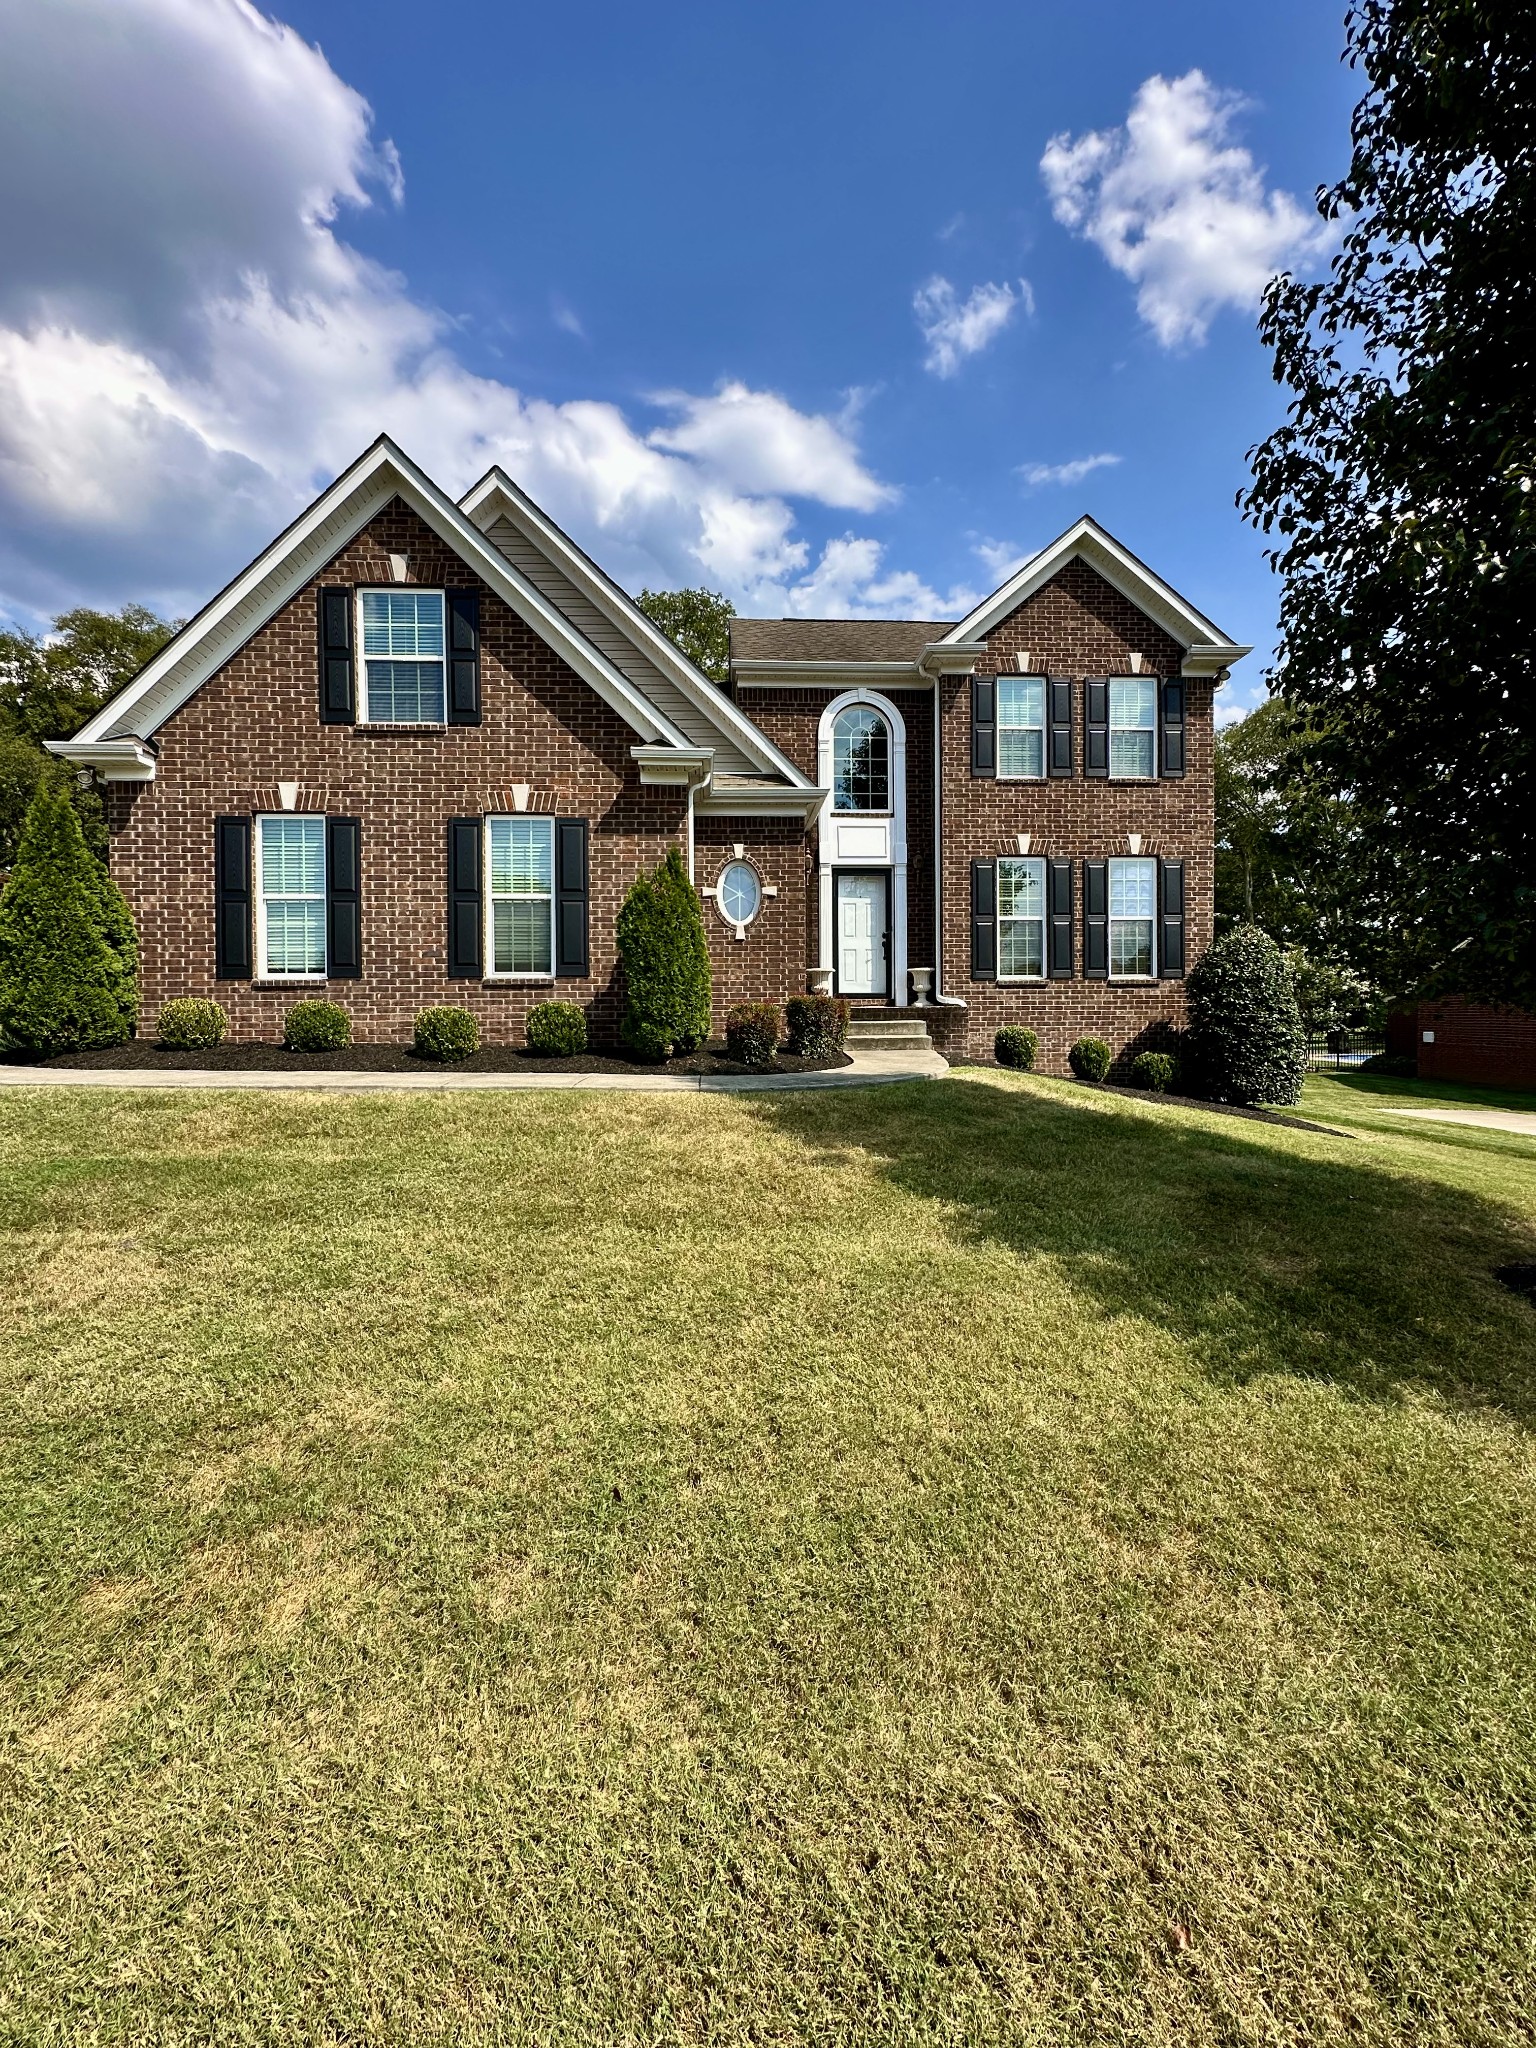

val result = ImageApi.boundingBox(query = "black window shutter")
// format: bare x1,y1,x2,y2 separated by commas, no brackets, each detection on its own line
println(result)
326,817,361,979
318,587,355,725
1160,678,1186,778
214,815,252,980
1047,676,1074,777
1085,680,1109,778
447,818,483,978
446,591,481,726
1047,858,1074,979
1159,859,1186,978
555,818,589,977
1083,860,1109,979
971,676,996,777
970,860,997,979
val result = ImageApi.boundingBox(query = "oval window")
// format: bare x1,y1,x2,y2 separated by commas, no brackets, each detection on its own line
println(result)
718,861,762,925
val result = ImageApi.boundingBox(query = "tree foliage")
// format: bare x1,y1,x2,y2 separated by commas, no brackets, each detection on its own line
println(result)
0,778,138,1054
1242,0,1536,1009
635,588,733,685
616,847,713,1059
1186,926,1307,1107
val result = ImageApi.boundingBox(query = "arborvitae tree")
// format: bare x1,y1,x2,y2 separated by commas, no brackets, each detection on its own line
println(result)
1186,925,1307,1107
0,778,137,1054
616,846,713,1059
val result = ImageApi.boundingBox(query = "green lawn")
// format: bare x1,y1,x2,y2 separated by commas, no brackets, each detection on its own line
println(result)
1,1071,1534,2046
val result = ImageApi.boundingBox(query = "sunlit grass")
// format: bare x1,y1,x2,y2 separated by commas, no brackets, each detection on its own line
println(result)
1,1072,1533,2045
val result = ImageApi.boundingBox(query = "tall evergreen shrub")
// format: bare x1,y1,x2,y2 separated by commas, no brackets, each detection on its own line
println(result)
616,847,712,1059
1186,924,1306,1106
0,778,136,1054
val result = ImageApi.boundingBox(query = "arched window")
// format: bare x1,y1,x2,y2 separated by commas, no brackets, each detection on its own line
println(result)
832,705,890,812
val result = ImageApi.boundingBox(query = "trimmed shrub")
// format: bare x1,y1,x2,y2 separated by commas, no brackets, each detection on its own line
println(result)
158,998,228,1050
0,778,137,1054
995,1025,1038,1071
1130,1050,1177,1093
1068,1036,1112,1082
725,1001,780,1068
785,993,849,1059
284,1000,351,1052
616,847,712,1059
1186,924,1306,1106
414,1005,480,1061
526,1000,587,1056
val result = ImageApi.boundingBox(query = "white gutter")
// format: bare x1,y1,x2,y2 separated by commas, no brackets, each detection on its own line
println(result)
46,737,158,782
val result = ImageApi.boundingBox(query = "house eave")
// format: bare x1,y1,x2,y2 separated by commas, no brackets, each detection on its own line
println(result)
631,745,715,787
695,782,830,818
732,660,929,688
45,737,158,782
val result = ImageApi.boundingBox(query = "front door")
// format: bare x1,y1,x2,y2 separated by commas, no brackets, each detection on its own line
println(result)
836,872,888,996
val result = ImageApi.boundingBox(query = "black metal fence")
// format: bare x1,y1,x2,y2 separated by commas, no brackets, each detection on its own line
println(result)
1305,1030,1385,1071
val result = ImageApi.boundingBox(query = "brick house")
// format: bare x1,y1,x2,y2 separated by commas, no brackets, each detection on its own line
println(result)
51,438,1249,1069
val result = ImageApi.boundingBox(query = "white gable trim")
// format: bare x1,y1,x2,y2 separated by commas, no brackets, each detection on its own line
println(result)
943,516,1250,676
66,438,692,760
460,469,813,787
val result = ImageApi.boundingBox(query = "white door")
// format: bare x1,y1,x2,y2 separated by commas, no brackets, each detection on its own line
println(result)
837,873,887,995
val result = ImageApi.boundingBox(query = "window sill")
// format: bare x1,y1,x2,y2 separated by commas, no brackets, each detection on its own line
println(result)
482,974,556,985
255,976,330,987
1108,976,1158,985
356,721,449,733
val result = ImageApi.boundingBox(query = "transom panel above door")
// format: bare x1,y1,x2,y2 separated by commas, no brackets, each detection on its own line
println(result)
836,872,888,997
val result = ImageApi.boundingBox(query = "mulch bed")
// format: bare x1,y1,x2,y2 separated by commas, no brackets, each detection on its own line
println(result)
1,1040,851,1078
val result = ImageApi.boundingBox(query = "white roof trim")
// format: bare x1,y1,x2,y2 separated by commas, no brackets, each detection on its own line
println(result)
943,516,1250,671
73,437,692,752
460,469,813,788
45,736,158,781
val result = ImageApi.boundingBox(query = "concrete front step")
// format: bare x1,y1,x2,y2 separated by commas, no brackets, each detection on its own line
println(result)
844,1015,934,1047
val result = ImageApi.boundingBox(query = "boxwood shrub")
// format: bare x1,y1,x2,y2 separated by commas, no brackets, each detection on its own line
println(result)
526,1000,587,1056
158,998,228,1050
283,999,351,1052
1186,925,1306,1106
1068,1035,1112,1082
994,1025,1038,1070
784,994,849,1059
1130,1050,1177,1093
413,1005,480,1061
725,1001,780,1068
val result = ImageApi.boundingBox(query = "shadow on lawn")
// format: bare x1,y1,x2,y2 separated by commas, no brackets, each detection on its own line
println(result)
750,1076,1536,1426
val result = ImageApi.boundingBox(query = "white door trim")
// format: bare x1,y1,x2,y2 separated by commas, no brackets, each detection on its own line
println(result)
816,688,908,1006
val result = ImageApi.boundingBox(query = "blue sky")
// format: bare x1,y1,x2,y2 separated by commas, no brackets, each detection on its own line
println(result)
0,0,1359,714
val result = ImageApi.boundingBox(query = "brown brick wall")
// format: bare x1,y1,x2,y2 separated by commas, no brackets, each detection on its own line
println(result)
1409,996,1536,1088
695,816,811,1021
935,559,1217,1073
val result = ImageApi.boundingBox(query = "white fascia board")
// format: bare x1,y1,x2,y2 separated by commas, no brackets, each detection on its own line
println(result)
944,516,1247,666
76,437,686,751
45,737,158,781
460,469,813,787
733,660,927,687
695,783,829,818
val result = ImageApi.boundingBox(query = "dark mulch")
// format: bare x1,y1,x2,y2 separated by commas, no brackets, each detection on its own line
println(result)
2,1039,850,1078
950,1060,1352,1137
1494,1263,1536,1306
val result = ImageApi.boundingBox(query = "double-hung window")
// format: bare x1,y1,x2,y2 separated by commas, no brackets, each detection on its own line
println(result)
997,677,1045,779
1108,857,1157,976
258,815,326,978
360,589,446,723
488,816,554,976
997,856,1046,979
1109,677,1156,778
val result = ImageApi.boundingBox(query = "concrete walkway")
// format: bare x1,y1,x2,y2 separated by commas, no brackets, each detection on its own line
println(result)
0,1044,948,1095
1379,1105,1536,1137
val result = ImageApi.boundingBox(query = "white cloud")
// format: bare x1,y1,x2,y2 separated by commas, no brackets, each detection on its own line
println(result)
1018,453,1122,488
913,275,1030,378
550,295,586,340
0,0,934,623
756,535,981,621
973,538,1030,584
1040,70,1329,347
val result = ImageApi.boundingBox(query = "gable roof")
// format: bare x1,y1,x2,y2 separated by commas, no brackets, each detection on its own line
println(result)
460,468,811,787
730,619,954,664
63,437,697,756
942,515,1250,676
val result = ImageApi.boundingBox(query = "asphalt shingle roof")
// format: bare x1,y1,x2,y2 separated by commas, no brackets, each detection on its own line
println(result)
728,618,955,665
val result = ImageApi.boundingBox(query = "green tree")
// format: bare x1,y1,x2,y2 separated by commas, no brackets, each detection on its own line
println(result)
1242,0,1536,1009
615,847,712,1059
635,588,733,685
0,778,138,1054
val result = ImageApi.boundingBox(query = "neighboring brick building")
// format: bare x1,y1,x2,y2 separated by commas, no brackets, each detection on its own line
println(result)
53,438,1248,1069
1388,996,1536,1089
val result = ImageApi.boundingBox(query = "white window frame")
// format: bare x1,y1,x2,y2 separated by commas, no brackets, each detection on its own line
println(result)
1108,856,1158,980
485,814,556,981
1108,676,1157,781
255,813,328,982
996,677,1046,781
357,587,448,727
830,704,892,815
716,860,763,932
997,856,1047,982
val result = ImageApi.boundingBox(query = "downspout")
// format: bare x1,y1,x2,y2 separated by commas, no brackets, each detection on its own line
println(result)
932,675,966,1005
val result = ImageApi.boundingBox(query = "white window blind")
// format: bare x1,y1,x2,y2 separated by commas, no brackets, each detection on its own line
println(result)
360,590,446,723
259,815,325,976
1109,857,1157,976
1109,677,1156,778
488,816,554,975
997,856,1046,978
997,678,1045,778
